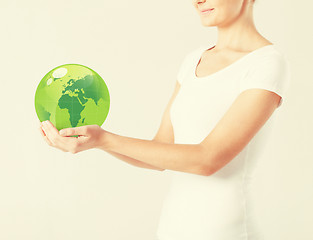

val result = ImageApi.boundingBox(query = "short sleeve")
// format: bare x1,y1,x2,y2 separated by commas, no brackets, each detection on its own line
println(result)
239,54,291,108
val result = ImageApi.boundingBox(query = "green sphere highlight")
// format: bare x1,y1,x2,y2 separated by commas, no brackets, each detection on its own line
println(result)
35,64,110,133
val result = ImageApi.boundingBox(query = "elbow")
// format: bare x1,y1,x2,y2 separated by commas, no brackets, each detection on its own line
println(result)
197,145,217,176
198,153,237,177
198,165,215,176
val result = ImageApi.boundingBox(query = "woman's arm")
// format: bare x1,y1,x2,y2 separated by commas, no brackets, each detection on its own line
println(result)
105,150,165,171
40,121,207,175
39,123,163,171
40,81,209,175
98,80,197,174
97,131,208,176
102,80,180,173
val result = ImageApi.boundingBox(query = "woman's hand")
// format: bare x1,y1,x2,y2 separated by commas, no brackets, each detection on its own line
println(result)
39,120,107,154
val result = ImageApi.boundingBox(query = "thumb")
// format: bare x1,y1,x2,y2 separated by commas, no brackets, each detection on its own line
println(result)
59,126,87,137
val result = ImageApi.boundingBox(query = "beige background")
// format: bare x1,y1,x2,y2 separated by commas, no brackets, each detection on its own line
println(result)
0,0,312,239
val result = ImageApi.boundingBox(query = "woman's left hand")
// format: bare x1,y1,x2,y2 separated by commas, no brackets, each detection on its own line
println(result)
39,120,106,154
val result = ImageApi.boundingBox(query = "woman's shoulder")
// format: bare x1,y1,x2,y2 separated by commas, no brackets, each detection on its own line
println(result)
183,45,208,58
249,44,290,67
180,44,214,63
178,45,208,68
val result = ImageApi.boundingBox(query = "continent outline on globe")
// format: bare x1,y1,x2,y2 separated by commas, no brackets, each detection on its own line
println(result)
35,63,110,135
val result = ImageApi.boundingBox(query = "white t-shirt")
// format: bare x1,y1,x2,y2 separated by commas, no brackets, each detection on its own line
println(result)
155,43,291,240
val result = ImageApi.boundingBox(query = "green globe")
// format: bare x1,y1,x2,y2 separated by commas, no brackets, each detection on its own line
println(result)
35,64,110,136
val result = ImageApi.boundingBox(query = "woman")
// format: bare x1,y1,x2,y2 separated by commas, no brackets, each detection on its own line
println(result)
39,0,291,239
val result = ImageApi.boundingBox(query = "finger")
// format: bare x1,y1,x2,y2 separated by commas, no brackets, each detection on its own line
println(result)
41,121,60,145
42,120,59,133
40,125,52,144
39,124,46,137
41,126,69,152
59,126,88,137
43,135,53,146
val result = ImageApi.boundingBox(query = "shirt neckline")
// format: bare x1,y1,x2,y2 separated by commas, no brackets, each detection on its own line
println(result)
193,43,275,80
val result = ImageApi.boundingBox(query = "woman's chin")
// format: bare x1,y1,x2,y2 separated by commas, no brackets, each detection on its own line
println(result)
200,21,216,27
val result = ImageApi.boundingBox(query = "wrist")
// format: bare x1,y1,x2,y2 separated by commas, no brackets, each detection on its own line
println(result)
96,128,113,151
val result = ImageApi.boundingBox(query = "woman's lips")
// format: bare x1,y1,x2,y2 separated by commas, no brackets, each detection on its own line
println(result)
200,8,214,15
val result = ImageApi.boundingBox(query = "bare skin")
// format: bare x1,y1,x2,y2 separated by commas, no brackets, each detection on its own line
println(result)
40,0,282,176
193,0,272,78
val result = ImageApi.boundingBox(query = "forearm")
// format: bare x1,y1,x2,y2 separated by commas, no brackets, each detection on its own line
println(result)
105,150,165,171
98,131,208,176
